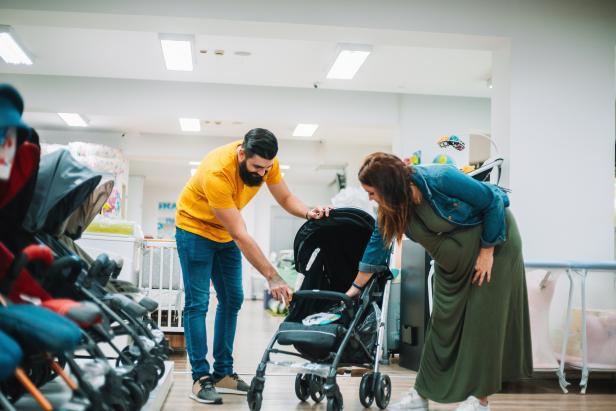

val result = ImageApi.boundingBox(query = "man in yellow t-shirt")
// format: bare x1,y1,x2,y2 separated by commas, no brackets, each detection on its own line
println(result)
176,128,330,404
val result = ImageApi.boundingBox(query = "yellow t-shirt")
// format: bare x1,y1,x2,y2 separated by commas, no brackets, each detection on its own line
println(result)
176,140,283,242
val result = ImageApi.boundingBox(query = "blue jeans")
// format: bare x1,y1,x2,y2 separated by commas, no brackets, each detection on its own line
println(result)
176,227,243,381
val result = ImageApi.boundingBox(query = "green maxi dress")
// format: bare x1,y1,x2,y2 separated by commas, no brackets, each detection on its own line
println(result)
410,201,533,403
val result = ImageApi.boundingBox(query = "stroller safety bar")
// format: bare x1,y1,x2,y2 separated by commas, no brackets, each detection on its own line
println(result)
293,290,355,310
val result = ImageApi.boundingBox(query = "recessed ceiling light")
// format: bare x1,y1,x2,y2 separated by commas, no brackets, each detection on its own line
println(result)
179,118,201,132
234,51,251,57
293,124,319,137
280,164,290,170
281,172,285,177
0,26,33,65
159,33,195,71
326,44,372,80
189,161,201,166
486,78,493,89
58,112,88,127
190,168,197,176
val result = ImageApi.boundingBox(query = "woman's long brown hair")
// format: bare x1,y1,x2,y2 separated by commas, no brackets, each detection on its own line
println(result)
358,152,413,247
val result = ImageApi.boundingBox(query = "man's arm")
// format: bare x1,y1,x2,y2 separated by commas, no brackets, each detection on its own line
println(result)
212,207,292,302
267,180,309,218
268,180,332,219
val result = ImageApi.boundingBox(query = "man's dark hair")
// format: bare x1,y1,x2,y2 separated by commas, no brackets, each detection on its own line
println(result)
242,128,278,160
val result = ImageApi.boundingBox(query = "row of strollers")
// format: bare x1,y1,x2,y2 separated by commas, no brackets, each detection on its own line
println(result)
0,84,172,411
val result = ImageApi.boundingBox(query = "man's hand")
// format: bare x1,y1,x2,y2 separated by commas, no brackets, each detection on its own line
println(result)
268,272,293,304
307,206,333,220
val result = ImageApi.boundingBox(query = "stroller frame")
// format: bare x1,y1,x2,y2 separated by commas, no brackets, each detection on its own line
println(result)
248,269,393,411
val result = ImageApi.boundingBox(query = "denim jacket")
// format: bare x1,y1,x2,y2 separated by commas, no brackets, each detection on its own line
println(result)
358,164,510,273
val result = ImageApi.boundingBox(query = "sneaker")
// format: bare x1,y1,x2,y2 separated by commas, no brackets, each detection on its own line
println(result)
389,388,429,410
214,373,250,395
455,396,491,411
190,376,223,404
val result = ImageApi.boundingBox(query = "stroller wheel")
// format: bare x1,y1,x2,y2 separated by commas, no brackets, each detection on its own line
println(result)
247,390,262,411
125,379,147,409
359,372,375,407
309,375,325,403
153,355,166,378
374,373,391,409
326,392,343,411
294,374,310,402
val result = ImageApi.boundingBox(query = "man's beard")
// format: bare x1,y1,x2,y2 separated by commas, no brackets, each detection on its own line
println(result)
239,159,264,186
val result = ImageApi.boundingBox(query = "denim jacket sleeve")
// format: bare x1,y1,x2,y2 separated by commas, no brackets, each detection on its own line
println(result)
434,166,507,247
358,219,391,273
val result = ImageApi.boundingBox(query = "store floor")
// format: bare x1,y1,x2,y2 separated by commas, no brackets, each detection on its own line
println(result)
162,300,616,410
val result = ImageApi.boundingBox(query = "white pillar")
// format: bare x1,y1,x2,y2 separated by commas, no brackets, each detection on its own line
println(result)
497,37,615,261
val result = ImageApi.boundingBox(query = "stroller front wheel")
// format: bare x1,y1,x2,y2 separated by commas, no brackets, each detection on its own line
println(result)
326,385,343,411
374,373,391,409
248,376,264,411
326,394,343,411
294,374,310,401
309,375,325,403
247,390,262,411
359,372,375,407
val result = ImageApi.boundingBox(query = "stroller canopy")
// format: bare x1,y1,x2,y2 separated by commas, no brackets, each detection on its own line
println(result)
61,180,114,239
293,207,374,292
23,149,101,234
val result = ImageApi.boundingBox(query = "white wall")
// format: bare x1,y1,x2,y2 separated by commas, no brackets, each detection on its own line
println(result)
141,182,182,238
396,94,491,167
127,175,145,227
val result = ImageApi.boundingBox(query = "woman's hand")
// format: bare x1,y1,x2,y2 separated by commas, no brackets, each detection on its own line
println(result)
345,285,361,299
472,247,494,286
345,271,373,298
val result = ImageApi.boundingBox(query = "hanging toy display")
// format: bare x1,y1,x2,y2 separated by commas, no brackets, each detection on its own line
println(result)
437,134,466,151
433,154,456,166
403,150,422,166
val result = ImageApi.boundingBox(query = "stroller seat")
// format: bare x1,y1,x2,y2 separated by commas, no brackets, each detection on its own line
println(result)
277,322,344,359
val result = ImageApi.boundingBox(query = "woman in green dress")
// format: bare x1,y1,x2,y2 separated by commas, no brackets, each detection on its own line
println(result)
345,153,532,411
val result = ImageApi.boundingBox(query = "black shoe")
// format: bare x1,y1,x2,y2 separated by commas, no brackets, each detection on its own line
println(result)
190,376,223,404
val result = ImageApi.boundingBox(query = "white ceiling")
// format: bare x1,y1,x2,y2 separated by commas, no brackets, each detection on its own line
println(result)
0,2,495,185
2,25,492,97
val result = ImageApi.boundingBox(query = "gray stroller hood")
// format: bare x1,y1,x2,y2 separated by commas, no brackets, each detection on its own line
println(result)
58,179,114,266
61,180,114,240
23,149,102,234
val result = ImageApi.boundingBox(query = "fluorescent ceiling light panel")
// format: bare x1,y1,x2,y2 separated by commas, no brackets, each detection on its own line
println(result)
179,118,201,132
326,44,372,80
293,123,319,137
189,161,201,166
159,33,195,71
57,112,88,127
280,164,290,170
0,26,34,65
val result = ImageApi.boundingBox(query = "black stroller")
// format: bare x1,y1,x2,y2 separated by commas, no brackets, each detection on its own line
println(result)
248,208,393,411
